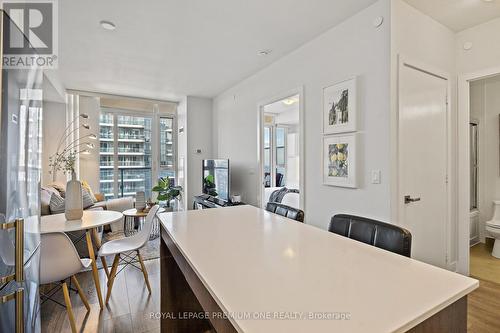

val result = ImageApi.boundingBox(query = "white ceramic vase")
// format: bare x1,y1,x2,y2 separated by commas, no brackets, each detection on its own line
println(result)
65,171,83,220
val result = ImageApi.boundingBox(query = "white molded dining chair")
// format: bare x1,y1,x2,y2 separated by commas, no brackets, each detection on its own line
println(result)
40,232,91,333
98,205,160,303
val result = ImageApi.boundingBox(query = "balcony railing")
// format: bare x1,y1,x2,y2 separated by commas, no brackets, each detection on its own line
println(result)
119,167,151,198
117,116,147,126
118,148,146,154
99,167,152,199
100,133,113,140
118,160,150,167
118,134,146,140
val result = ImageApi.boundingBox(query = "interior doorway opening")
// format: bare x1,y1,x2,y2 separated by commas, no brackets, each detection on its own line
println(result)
259,93,302,211
468,74,500,282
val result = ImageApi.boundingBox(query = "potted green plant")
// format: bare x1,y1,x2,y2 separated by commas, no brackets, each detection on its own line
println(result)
203,174,218,197
152,177,183,211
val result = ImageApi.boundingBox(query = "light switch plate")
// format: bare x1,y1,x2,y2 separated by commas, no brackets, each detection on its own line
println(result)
371,170,381,184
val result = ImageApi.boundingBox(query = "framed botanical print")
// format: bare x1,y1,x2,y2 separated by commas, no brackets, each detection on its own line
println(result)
323,77,357,134
323,133,357,188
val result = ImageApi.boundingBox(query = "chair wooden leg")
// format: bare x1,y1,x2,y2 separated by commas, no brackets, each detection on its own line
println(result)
106,254,120,303
92,228,110,278
62,282,77,333
137,250,152,294
71,275,90,312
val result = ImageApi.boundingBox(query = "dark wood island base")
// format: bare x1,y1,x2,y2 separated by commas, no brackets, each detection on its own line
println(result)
160,229,238,333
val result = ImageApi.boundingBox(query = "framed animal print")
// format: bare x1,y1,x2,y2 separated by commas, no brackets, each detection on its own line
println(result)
323,77,357,134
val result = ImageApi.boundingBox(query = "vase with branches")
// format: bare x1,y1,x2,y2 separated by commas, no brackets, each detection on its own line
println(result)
48,113,97,220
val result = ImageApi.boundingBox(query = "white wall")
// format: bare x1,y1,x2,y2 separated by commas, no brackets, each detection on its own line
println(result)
286,132,300,189
390,0,458,268
177,97,188,209
185,96,213,206
213,0,392,229
456,18,500,75
42,101,67,185
78,96,101,191
470,76,500,242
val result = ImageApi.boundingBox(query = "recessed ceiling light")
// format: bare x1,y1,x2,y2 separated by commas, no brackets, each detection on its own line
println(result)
483,0,494,2
259,49,272,56
282,97,299,106
463,42,473,51
100,20,116,31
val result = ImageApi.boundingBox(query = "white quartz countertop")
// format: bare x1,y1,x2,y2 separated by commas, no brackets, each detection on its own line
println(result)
158,205,478,333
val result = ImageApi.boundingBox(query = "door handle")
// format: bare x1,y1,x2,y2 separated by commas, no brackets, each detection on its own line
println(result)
0,288,24,333
0,218,24,284
404,195,421,204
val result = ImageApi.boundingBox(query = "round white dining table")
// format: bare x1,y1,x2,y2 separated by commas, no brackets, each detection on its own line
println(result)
41,210,123,309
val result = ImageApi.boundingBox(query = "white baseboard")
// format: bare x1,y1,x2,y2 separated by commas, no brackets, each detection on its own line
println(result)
470,237,480,247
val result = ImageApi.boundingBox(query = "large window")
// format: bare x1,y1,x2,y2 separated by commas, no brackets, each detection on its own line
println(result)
263,126,272,187
99,109,175,200
159,117,176,179
275,127,287,187
263,124,287,188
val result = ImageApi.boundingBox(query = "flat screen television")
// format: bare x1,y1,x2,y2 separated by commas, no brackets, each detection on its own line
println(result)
202,159,230,202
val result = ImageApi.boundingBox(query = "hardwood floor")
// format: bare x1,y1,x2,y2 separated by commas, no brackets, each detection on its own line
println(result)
470,241,500,284
468,278,500,333
468,241,500,333
41,252,500,333
41,258,161,333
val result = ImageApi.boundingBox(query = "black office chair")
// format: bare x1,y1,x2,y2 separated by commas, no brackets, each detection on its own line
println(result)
328,214,412,257
266,202,304,223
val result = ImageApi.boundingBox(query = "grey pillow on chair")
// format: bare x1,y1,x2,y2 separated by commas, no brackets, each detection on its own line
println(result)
49,192,65,214
81,189,95,209
49,189,95,214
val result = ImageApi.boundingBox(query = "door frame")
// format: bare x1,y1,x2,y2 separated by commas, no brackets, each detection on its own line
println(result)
394,55,453,269
457,65,500,275
257,86,305,210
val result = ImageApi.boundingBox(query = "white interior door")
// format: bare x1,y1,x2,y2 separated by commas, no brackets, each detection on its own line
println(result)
399,62,449,269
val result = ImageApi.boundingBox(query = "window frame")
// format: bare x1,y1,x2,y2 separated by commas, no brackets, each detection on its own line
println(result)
99,106,177,199
158,115,177,181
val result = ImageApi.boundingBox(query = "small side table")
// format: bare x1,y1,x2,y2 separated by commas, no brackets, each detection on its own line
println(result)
123,207,166,239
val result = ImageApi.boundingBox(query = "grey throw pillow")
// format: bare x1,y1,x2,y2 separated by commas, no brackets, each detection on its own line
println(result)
49,189,94,214
82,189,95,209
49,192,65,214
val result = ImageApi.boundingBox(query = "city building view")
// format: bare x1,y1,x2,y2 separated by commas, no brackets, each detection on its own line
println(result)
99,110,175,200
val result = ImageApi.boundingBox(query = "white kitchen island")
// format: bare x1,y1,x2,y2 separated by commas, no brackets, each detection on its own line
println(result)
158,205,478,333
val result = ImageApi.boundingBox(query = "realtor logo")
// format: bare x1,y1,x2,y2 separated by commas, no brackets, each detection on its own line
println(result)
2,0,58,68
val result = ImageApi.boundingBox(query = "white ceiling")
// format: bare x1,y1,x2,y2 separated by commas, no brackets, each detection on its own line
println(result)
264,95,299,115
264,95,300,125
57,0,378,100
404,0,500,32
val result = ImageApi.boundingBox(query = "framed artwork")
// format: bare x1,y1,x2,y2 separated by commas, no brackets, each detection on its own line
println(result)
323,77,357,134
323,133,357,188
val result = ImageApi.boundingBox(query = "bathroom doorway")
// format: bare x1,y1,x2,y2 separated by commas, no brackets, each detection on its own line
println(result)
258,89,304,211
468,73,500,283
